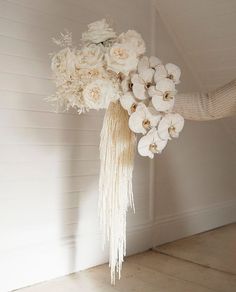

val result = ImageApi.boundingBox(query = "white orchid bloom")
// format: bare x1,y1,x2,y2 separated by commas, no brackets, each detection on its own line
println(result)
154,63,181,84
131,71,153,100
128,103,161,134
158,113,184,140
131,56,162,100
138,127,168,158
120,92,139,115
147,105,162,116
138,56,162,72
121,76,133,93
149,78,176,112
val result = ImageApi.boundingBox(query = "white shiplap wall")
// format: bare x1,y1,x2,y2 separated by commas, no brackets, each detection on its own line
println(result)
0,1,153,290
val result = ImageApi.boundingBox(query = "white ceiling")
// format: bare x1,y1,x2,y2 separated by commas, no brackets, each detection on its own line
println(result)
155,0,236,91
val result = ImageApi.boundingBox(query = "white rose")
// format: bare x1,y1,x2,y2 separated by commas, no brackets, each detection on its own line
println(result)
118,30,146,56
78,67,105,82
105,43,138,75
82,19,117,44
83,79,119,110
51,47,77,76
77,44,104,69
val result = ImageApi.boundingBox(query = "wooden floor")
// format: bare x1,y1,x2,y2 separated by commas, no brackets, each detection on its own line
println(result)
18,224,236,292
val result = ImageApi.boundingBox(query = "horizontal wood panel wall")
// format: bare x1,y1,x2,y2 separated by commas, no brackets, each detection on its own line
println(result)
0,0,153,290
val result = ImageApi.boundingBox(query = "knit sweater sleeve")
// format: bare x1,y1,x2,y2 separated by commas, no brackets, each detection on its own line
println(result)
173,79,236,121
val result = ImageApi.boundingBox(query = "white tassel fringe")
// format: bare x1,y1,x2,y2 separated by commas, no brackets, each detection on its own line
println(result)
99,101,136,284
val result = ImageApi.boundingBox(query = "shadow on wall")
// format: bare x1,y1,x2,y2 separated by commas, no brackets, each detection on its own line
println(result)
59,116,102,274
23,101,105,273
0,1,161,290
15,1,153,279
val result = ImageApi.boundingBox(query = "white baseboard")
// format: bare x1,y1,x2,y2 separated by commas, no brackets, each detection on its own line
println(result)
0,223,153,292
2,200,236,291
153,199,236,247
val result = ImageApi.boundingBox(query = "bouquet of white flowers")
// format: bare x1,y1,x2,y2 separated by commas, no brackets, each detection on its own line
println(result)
49,19,184,284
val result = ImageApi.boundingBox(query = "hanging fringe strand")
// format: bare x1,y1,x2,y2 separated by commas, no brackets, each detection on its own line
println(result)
99,101,136,284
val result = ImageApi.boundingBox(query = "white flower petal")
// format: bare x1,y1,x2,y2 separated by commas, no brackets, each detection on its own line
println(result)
82,19,116,44
138,56,149,73
119,30,146,56
156,78,176,94
155,136,168,153
152,94,175,112
51,48,77,76
138,134,155,158
158,113,184,140
158,117,171,140
147,105,162,116
149,56,162,68
150,116,160,127
154,64,167,83
147,127,168,152
141,104,160,127
106,43,138,75
147,109,162,126
148,85,158,97
78,44,104,69
131,74,143,85
173,113,184,132
135,102,147,113
121,78,131,93
129,110,146,134
83,79,119,110
120,92,138,114
128,103,156,134
132,83,148,100
139,68,154,84
165,63,181,84
138,127,168,158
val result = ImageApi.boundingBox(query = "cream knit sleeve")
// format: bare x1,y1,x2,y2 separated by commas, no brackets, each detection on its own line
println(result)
173,79,236,121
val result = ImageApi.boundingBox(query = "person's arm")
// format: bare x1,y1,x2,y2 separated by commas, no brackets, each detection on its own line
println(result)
173,79,236,121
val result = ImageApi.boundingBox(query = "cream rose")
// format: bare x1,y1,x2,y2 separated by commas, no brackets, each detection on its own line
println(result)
105,43,138,75
118,30,146,56
51,47,77,76
82,19,116,44
78,67,105,83
83,79,119,110
77,44,104,69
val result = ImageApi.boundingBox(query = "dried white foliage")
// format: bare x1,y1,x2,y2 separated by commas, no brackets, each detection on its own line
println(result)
99,101,136,284
52,30,73,48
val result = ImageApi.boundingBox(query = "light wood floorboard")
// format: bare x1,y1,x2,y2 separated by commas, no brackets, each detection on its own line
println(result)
18,224,236,292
